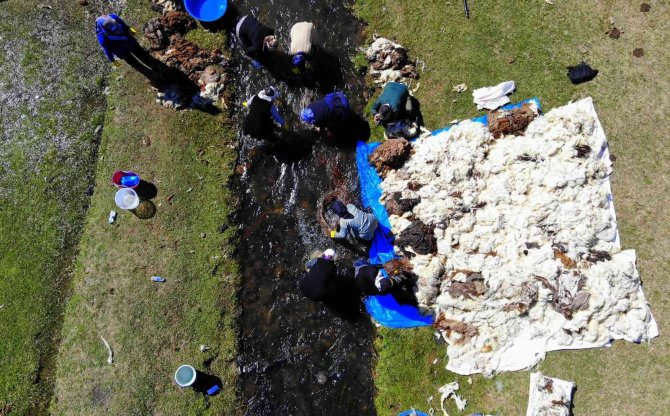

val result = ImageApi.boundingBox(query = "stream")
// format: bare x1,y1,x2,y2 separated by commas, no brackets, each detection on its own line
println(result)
228,0,377,414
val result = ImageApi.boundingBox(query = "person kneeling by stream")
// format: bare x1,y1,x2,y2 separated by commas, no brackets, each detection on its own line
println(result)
235,14,278,68
328,200,378,242
242,87,285,140
353,261,401,296
300,92,350,138
300,249,337,302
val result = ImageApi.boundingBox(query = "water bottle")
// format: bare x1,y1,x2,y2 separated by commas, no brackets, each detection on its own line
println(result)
151,276,166,282
108,210,117,224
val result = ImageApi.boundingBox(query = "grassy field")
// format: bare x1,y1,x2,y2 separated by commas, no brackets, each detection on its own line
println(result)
0,1,107,413
354,0,669,414
51,2,241,415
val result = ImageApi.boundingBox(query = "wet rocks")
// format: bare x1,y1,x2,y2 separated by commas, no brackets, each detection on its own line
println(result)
369,138,412,177
487,102,538,139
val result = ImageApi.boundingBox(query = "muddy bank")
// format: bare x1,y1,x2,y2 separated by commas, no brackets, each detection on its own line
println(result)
229,0,376,414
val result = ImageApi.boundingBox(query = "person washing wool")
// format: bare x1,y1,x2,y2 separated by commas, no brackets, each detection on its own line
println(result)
300,92,350,137
242,87,285,139
300,249,337,302
371,81,422,139
329,200,378,242
235,15,278,68
289,21,318,74
353,260,402,296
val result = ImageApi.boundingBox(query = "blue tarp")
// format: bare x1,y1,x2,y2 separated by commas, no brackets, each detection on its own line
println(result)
356,99,541,328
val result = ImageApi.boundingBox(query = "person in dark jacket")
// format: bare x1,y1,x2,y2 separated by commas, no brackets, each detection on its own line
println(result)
300,92,350,134
354,261,399,295
300,249,337,302
242,87,285,139
371,82,423,138
235,15,277,67
96,14,162,82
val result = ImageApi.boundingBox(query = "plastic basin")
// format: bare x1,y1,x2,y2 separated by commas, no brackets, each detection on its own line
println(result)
112,170,140,189
114,188,140,210
184,0,227,22
175,365,197,387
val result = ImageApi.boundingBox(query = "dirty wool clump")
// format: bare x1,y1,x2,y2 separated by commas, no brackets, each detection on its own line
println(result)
365,36,419,83
488,102,538,138
143,11,230,109
379,98,657,375
526,373,574,416
369,138,413,177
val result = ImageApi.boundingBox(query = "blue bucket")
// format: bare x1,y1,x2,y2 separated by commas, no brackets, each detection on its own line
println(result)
398,411,430,416
184,0,228,22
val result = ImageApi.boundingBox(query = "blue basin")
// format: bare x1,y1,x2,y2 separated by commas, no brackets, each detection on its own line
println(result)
184,0,228,22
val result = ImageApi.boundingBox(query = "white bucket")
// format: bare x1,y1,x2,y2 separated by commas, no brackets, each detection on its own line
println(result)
114,188,140,210
174,365,197,388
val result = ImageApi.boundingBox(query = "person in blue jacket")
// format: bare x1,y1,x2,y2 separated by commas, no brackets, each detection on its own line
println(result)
96,14,159,81
300,92,350,135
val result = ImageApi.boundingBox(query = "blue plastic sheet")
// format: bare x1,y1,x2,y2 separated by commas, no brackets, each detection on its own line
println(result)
356,99,541,328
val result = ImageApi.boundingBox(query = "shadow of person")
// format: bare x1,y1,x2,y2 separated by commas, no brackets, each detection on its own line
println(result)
191,371,223,396
258,47,344,95
135,179,158,199
262,128,318,162
407,95,424,127
324,112,371,149
121,43,221,114
325,274,365,321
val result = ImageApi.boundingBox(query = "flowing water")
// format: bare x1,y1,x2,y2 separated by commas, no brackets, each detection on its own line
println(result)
228,1,377,414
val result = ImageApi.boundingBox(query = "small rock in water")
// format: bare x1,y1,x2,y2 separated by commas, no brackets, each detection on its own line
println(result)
316,371,328,385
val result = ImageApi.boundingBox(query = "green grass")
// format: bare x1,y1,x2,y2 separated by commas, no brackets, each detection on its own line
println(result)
51,1,240,414
355,0,670,414
0,1,107,414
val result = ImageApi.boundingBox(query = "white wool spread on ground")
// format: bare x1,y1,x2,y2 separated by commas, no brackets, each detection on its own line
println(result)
526,373,574,416
379,98,658,375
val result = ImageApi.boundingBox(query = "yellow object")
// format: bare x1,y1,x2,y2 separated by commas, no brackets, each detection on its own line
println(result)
112,60,122,67
130,27,137,34
330,230,336,238
242,101,248,107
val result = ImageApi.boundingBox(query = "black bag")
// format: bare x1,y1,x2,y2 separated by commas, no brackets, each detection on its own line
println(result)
567,61,598,85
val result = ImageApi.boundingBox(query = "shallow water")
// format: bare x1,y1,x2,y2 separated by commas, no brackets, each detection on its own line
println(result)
230,1,377,414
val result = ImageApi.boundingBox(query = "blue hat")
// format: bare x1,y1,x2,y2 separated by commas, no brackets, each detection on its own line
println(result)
292,53,307,67
300,108,315,124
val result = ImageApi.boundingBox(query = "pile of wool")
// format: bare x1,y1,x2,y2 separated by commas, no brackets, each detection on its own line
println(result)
526,373,574,416
365,36,419,83
379,98,657,375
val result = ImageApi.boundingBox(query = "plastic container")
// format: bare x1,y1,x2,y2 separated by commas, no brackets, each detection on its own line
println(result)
175,365,197,388
112,170,140,189
184,0,227,22
114,188,140,210
151,276,166,283
398,411,430,416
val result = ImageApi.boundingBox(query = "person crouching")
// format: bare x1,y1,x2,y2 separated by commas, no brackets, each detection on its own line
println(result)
300,249,337,302
300,92,350,137
242,87,285,140
329,200,378,242
289,21,317,74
